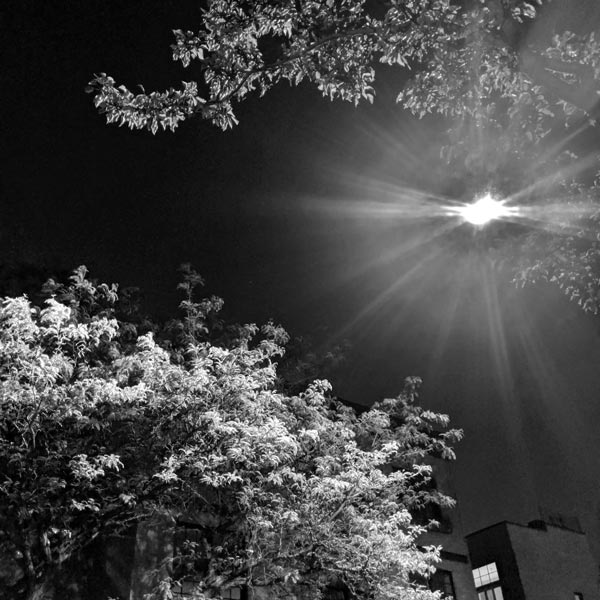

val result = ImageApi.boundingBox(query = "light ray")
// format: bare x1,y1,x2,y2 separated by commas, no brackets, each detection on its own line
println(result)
329,242,447,342
509,151,600,204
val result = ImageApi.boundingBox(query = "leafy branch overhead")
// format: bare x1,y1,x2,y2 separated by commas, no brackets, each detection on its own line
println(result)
86,2,600,311
88,0,600,134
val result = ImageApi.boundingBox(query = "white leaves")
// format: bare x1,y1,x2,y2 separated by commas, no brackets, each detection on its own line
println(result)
202,471,244,487
171,30,205,67
0,297,39,362
299,428,320,442
300,379,332,405
119,493,136,506
88,74,205,133
40,298,72,330
71,498,100,512
519,2,537,20
89,0,464,131
83,0,589,159
359,408,391,432
69,453,123,481
0,267,459,600
154,455,181,483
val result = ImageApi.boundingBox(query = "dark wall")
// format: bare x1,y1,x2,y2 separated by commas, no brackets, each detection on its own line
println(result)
466,523,526,600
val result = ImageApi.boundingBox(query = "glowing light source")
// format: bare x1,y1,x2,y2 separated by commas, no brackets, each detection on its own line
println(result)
457,193,512,226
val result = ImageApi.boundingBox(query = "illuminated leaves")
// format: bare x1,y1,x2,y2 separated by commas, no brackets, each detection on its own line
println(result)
89,0,460,132
90,74,205,133
0,267,461,598
87,0,600,140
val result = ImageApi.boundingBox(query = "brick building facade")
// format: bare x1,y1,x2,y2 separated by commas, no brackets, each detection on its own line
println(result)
466,519,599,600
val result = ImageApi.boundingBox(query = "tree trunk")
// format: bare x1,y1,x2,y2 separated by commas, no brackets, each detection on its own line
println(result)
22,537,54,600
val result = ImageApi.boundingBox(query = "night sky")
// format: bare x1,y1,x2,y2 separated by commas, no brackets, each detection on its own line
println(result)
4,1,600,560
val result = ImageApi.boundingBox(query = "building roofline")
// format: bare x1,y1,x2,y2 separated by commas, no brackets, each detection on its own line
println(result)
465,521,516,538
466,520,586,538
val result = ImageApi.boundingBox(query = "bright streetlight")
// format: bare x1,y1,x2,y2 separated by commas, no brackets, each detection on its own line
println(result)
455,193,514,226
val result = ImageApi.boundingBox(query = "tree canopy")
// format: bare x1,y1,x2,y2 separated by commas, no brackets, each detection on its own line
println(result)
88,0,599,135
0,266,462,600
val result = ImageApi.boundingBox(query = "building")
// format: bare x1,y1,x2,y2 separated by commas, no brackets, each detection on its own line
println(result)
418,459,478,600
466,517,599,600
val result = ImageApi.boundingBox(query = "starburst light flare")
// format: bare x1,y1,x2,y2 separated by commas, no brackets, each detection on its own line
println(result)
456,193,516,226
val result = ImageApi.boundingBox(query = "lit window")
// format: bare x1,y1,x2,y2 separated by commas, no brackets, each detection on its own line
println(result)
477,587,503,600
574,594,583,600
472,562,499,587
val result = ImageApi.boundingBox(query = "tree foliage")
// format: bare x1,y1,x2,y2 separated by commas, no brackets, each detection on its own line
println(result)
88,0,458,132
87,1,600,312
88,0,600,135
0,267,462,600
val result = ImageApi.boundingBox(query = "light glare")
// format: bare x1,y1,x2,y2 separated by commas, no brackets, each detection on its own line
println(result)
458,194,512,225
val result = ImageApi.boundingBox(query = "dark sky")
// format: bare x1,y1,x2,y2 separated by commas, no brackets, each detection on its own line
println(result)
4,0,600,560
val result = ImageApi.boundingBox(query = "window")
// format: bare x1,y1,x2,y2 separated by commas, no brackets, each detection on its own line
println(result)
574,594,583,600
472,562,499,587
429,569,456,599
477,587,503,600
221,588,242,599
413,501,453,533
172,524,208,598
473,563,503,600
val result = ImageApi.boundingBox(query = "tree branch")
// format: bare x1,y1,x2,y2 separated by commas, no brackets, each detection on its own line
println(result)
534,52,594,79
520,48,599,113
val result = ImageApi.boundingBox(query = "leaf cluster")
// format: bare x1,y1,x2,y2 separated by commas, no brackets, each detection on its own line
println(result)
88,0,461,132
0,267,461,600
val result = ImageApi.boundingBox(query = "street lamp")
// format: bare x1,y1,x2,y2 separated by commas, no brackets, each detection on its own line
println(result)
456,193,514,226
